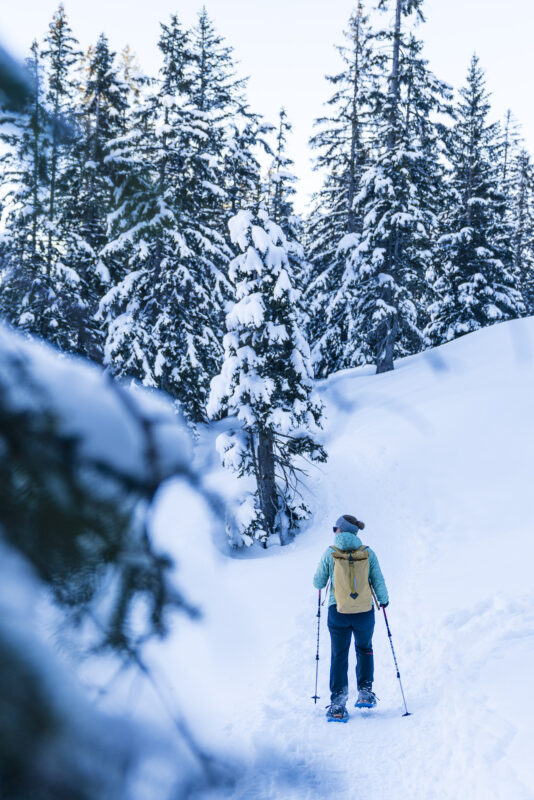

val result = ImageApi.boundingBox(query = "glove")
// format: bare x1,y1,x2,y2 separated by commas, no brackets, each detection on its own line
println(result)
380,601,389,609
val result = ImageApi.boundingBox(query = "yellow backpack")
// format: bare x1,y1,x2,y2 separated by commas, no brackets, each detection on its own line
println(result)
330,545,373,613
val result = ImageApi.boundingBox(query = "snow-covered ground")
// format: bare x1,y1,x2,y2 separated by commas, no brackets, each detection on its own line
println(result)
100,317,534,799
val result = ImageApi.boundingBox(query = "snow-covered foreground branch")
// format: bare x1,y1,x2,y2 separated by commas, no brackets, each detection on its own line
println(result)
0,324,236,799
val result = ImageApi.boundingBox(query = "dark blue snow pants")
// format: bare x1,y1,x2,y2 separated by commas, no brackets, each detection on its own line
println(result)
327,605,375,705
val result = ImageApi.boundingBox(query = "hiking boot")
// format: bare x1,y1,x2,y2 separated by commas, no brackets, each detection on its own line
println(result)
325,703,349,723
355,688,377,708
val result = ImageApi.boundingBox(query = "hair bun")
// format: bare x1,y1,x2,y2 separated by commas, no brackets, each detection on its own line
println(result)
342,514,365,531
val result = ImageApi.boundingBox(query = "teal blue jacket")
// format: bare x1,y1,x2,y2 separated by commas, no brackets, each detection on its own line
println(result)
313,532,389,607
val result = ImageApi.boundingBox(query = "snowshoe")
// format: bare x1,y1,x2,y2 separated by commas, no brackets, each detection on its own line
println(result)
355,689,377,709
326,704,349,723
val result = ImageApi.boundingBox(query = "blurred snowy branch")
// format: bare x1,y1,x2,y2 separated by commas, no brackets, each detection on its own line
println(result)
0,323,232,799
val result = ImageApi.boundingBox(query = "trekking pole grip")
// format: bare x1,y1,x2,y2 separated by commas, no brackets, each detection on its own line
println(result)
383,606,392,635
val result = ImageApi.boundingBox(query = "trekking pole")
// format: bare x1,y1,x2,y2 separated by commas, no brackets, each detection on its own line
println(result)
370,585,411,717
312,590,321,703
382,607,411,717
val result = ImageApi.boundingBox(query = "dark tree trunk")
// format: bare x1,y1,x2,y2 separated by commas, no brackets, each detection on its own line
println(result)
375,282,399,374
257,430,277,546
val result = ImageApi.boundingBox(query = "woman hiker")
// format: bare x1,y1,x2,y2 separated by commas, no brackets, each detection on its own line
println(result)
313,513,389,722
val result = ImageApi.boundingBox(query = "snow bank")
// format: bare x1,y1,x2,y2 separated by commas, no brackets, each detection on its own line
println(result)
148,316,534,799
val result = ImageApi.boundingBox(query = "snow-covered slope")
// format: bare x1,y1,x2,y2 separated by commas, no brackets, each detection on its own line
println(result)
115,318,534,799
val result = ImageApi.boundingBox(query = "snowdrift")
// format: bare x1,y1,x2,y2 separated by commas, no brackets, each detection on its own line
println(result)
97,317,534,799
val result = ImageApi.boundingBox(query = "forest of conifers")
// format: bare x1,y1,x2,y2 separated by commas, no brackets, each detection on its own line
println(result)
1,2,532,401
1,0,533,545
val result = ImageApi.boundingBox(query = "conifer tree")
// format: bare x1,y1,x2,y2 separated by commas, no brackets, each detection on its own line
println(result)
493,111,531,310
188,7,255,270
305,3,383,376
56,33,128,360
510,149,534,311
265,109,297,232
100,14,230,422
498,110,522,200
352,0,452,372
427,56,525,344
208,208,326,547
39,4,81,347
189,7,247,116
0,5,84,351
265,108,308,286
0,41,50,333
224,112,270,214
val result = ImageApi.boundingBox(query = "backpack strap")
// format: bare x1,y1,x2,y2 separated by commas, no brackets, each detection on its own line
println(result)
348,550,357,599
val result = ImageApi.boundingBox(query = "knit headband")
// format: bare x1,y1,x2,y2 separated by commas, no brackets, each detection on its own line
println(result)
335,515,361,534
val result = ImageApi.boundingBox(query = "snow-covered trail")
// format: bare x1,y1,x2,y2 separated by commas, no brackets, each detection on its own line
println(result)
148,318,534,800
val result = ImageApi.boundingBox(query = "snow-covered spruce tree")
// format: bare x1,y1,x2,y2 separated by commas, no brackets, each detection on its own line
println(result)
185,9,245,311
426,55,525,345
189,7,247,117
0,19,130,361
189,8,247,226
224,111,271,215
0,41,50,334
497,110,522,202
350,0,453,372
265,107,309,290
510,149,534,312
493,112,532,311
1,5,104,355
51,33,129,361
38,4,82,349
100,15,230,423
188,8,266,265
263,108,313,375
208,208,326,547
305,3,384,376
265,108,297,233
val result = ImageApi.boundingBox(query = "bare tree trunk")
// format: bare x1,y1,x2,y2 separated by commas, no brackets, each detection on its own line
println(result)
257,430,277,547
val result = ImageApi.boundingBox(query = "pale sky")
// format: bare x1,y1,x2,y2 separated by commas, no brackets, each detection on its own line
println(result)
2,0,533,212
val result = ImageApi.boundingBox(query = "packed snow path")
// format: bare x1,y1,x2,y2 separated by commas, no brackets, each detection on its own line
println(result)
139,319,533,799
